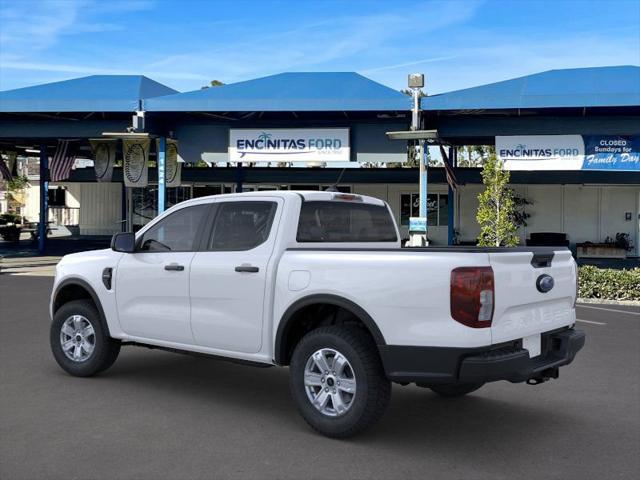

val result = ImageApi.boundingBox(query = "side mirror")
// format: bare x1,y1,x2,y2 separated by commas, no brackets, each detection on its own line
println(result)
111,232,136,253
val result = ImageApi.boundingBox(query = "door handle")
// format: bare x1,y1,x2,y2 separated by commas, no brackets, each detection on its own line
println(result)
164,263,185,271
235,265,259,273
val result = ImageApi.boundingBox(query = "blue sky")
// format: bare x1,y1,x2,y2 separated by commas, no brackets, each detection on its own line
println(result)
0,0,638,94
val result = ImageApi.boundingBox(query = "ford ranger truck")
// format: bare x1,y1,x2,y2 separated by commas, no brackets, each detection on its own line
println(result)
49,191,585,438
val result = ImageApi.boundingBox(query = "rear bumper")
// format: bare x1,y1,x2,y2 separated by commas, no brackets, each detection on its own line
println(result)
379,327,585,385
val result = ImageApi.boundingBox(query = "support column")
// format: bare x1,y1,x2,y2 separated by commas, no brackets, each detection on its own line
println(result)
126,187,133,232
236,162,244,193
447,146,456,245
157,137,166,214
121,182,127,232
418,140,428,218
38,145,48,254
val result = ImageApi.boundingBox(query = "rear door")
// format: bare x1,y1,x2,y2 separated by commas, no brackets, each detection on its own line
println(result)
189,198,282,353
489,249,577,346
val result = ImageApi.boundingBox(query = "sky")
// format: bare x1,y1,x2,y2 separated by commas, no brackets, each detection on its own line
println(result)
0,0,639,94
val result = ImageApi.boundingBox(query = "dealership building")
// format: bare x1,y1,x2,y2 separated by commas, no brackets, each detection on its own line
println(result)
0,66,639,255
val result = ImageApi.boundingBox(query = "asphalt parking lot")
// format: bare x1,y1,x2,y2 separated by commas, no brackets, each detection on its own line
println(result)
1,274,638,480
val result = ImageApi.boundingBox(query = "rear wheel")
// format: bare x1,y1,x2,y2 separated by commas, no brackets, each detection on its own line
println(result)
429,382,484,397
50,299,120,377
289,325,390,438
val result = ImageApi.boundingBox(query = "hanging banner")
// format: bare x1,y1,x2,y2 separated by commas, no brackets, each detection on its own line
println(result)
156,138,181,187
229,128,350,163
89,139,116,182
497,135,585,170
582,136,640,171
497,135,640,171
122,138,149,187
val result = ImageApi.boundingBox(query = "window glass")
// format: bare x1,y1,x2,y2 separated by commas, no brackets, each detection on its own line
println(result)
138,204,209,252
208,201,277,251
48,188,66,207
297,201,397,242
192,185,222,198
400,193,449,227
427,194,439,226
439,194,449,226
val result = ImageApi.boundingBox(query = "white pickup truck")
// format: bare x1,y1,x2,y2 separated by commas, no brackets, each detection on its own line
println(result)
50,191,585,437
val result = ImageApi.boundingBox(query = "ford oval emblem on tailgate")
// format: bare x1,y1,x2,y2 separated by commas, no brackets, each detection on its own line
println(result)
536,274,555,293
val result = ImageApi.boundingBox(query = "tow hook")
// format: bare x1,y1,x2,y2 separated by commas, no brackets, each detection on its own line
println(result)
526,377,548,385
526,368,559,385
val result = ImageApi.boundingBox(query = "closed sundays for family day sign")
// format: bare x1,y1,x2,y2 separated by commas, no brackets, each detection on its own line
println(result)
497,135,640,171
229,128,350,162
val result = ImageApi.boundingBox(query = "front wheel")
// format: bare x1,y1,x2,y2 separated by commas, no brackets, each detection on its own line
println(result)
429,382,484,397
289,325,391,438
50,299,121,377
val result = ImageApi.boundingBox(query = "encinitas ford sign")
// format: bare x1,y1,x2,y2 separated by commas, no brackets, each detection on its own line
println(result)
229,128,350,163
497,135,585,170
497,135,640,171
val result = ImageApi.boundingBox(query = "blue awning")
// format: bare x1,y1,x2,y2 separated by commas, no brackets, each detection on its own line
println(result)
145,72,411,112
0,75,178,113
422,66,640,111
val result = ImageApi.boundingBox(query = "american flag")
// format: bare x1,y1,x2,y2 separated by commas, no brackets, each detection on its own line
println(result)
0,156,12,181
50,140,78,182
439,145,458,190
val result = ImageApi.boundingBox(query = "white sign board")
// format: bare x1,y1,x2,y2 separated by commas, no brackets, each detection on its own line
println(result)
496,135,585,170
229,128,350,163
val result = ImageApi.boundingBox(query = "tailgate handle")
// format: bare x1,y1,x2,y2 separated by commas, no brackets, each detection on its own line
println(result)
531,252,554,268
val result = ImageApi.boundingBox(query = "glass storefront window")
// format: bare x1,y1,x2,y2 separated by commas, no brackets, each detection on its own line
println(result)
400,192,449,227
132,187,157,231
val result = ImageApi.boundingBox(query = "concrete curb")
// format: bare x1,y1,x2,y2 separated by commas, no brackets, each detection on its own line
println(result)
577,298,640,307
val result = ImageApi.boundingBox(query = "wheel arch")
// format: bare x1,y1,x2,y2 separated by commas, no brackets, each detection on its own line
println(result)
274,294,386,366
52,278,111,336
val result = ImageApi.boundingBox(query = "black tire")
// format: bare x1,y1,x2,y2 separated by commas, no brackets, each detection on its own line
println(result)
50,299,121,377
289,325,391,438
429,382,484,397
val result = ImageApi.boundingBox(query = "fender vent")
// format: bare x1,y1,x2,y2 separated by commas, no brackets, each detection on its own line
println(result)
102,268,113,290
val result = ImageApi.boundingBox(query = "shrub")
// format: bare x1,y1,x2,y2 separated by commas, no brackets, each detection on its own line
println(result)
578,265,640,301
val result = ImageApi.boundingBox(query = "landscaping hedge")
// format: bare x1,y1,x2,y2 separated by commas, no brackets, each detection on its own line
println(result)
578,266,640,301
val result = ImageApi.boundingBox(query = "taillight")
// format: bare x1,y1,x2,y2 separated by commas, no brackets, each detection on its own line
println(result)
450,267,495,328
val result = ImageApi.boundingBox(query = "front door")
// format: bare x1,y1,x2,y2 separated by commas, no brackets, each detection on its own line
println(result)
190,198,281,353
116,203,210,344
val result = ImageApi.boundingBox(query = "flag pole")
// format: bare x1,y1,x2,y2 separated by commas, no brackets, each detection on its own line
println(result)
38,144,48,254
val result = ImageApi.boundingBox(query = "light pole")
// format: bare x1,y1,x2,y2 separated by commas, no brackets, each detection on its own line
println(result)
408,73,428,247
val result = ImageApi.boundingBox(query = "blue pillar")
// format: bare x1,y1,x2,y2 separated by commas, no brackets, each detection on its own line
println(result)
38,145,48,254
447,146,456,245
157,137,166,214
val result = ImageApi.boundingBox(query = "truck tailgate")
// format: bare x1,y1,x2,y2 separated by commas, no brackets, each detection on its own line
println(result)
489,249,576,345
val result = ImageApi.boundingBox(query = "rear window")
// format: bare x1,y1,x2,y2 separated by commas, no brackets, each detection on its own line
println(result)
297,201,397,243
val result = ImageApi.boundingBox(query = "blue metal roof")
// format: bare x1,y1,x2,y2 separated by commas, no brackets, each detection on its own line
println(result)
145,72,411,112
0,75,178,113
422,66,640,111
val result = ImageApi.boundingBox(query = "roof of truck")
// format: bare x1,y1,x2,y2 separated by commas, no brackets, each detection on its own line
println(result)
182,190,387,206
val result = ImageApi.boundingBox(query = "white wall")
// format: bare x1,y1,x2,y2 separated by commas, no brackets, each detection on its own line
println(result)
77,182,122,235
59,181,640,255
456,183,639,256
600,187,639,252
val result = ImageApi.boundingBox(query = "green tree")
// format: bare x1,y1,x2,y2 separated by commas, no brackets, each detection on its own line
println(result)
457,145,495,167
476,153,519,247
201,79,225,89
